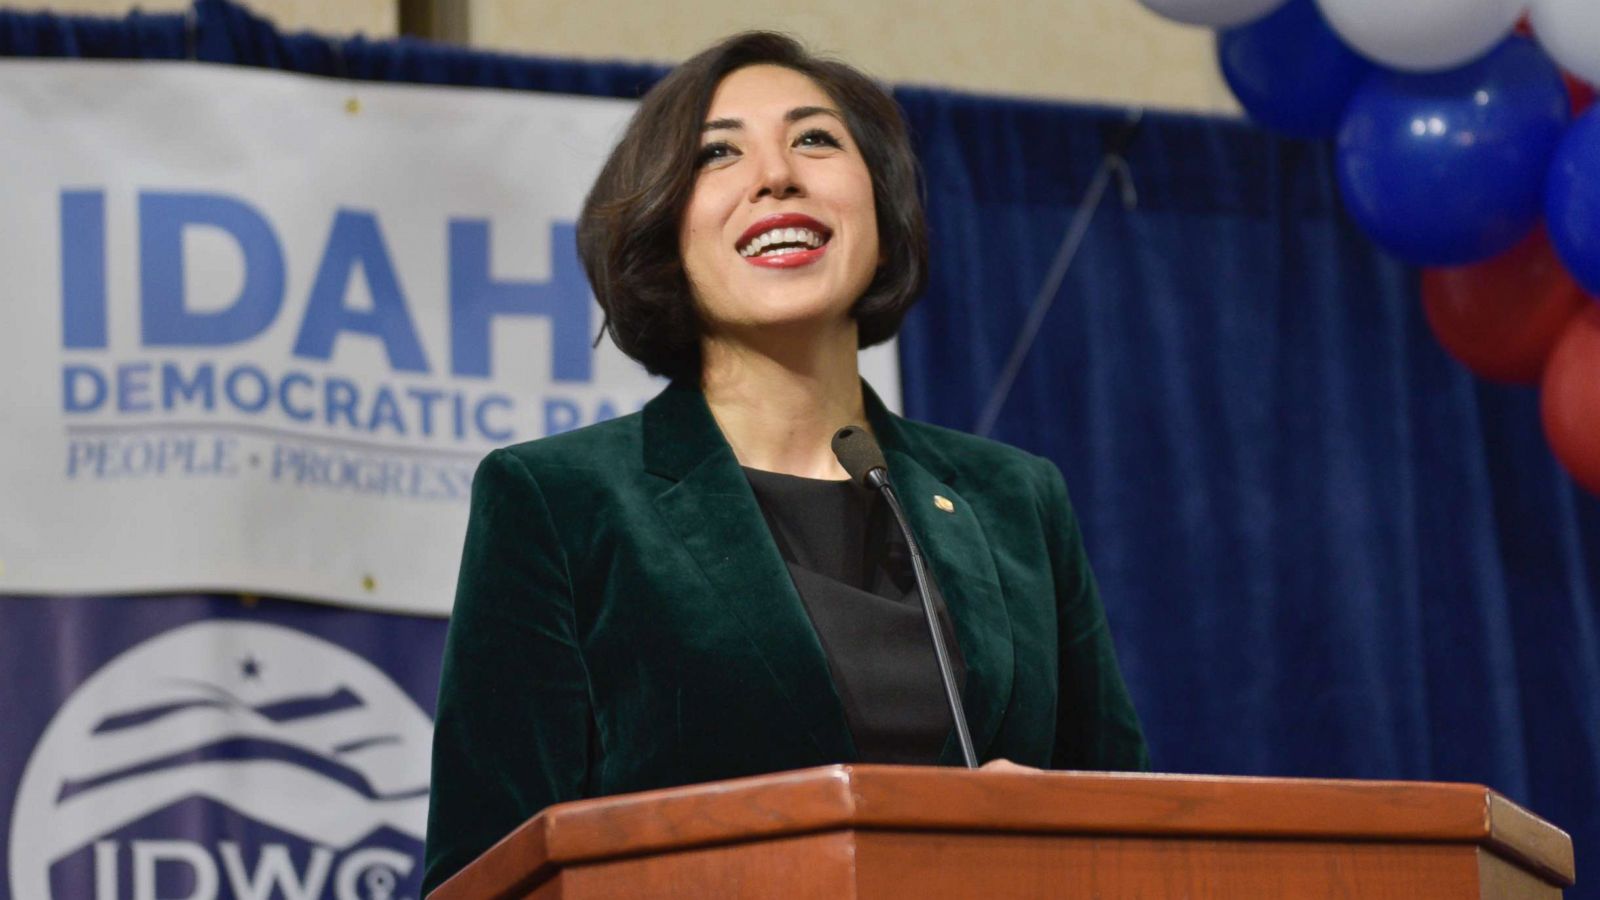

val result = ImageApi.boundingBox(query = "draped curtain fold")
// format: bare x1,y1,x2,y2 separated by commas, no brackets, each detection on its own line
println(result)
894,87,1600,865
4,0,1597,885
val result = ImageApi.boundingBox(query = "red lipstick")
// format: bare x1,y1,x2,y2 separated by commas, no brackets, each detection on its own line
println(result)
737,213,832,269
736,213,831,251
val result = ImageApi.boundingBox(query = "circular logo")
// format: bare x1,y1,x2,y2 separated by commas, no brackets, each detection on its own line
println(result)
9,620,433,899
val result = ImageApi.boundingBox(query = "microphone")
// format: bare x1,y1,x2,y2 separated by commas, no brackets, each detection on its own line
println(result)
830,424,890,489
832,426,978,768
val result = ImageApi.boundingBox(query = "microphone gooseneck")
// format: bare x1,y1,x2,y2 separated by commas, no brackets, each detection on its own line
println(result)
831,426,978,769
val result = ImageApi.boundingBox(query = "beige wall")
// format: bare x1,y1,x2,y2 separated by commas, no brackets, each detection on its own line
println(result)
466,0,1240,115
13,0,1236,115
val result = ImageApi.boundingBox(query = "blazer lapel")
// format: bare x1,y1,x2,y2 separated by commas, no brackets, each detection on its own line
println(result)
867,389,1016,765
642,382,856,763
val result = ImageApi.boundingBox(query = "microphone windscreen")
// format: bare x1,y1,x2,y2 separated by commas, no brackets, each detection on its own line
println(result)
831,425,888,486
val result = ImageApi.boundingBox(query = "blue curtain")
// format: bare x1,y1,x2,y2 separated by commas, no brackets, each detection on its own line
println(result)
895,87,1600,873
0,0,667,96
4,0,1595,887
0,5,186,58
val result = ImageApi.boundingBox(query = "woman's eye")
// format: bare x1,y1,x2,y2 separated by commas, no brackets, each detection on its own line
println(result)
796,128,843,149
695,142,737,168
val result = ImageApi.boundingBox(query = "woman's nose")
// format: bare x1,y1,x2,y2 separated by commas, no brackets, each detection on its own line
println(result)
748,150,804,201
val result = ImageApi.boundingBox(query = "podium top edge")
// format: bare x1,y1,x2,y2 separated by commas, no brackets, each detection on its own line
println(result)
432,766,1574,899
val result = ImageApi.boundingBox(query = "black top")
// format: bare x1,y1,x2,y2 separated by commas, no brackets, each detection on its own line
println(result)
743,467,966,764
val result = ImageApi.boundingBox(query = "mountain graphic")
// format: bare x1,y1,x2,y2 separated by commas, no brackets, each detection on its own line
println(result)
10,621,435,900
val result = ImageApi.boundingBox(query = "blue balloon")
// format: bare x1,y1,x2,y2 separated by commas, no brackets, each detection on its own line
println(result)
1547,108,1600,296
1336,37,1571,267
1218,0,1373,139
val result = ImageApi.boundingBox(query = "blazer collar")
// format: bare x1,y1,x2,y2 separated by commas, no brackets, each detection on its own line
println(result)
641,379,1013,766
641,379,725,483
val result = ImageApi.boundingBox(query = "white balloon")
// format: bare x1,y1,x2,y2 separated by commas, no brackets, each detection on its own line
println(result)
1138,0,1290,29
1314,0,1526,71
1531,0,1600,87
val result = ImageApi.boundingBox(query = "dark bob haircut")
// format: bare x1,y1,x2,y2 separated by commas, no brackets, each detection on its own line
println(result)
576,31,928,383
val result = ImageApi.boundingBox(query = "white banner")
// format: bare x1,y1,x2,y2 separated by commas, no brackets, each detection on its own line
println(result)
0,61,901,616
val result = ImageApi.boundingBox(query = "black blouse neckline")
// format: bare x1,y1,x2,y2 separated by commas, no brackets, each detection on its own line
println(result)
741,465,964,764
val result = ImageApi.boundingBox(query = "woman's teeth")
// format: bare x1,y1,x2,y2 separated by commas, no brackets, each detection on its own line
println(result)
740,227,828,257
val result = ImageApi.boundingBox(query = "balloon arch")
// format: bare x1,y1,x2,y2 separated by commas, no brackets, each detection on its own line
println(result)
1143,0,1600,495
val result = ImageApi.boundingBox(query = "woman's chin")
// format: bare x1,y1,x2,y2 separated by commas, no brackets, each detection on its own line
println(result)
706,292,855,330
704,307,858,353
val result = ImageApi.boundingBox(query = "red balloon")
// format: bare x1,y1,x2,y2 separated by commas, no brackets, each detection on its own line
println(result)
1542,307,1600,497
1566,74,1598,115
1422,226,1591,384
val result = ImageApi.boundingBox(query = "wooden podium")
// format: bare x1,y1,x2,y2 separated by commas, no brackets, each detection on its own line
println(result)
429,765,1575,899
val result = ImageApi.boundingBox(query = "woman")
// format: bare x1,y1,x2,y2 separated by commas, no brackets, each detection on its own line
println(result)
422,31,1148,894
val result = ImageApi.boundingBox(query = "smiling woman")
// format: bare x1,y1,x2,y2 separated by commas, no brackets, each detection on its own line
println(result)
684,65,880,363
422,31,1149,896
576,32,924,390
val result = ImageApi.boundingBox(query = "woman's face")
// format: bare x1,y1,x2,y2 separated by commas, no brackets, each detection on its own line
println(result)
680,64,880,341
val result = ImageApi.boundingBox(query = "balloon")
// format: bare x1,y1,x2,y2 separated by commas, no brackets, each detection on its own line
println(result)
1530,0,1600,88
1218,0,1375,138
1422,226,1589,383
1337,38,1570,266
1567,74,1598,114
1140,0,1290,28
1541,306,1600,496
1520,6,1599,112
1548,109,1600,295
1315,0,1524,71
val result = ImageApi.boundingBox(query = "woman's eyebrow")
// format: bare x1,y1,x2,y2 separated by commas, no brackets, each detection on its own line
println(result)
701,106,844,133
785,105,842,124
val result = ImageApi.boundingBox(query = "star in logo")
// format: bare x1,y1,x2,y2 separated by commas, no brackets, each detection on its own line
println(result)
239,655,262,680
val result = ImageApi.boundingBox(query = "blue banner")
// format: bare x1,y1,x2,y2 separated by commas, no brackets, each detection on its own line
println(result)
0,594,445,900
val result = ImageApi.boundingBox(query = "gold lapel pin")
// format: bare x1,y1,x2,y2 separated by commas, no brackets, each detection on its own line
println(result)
933,495,955,513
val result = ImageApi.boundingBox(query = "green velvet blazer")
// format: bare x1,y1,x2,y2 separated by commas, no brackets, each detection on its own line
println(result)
422,381,1149,893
